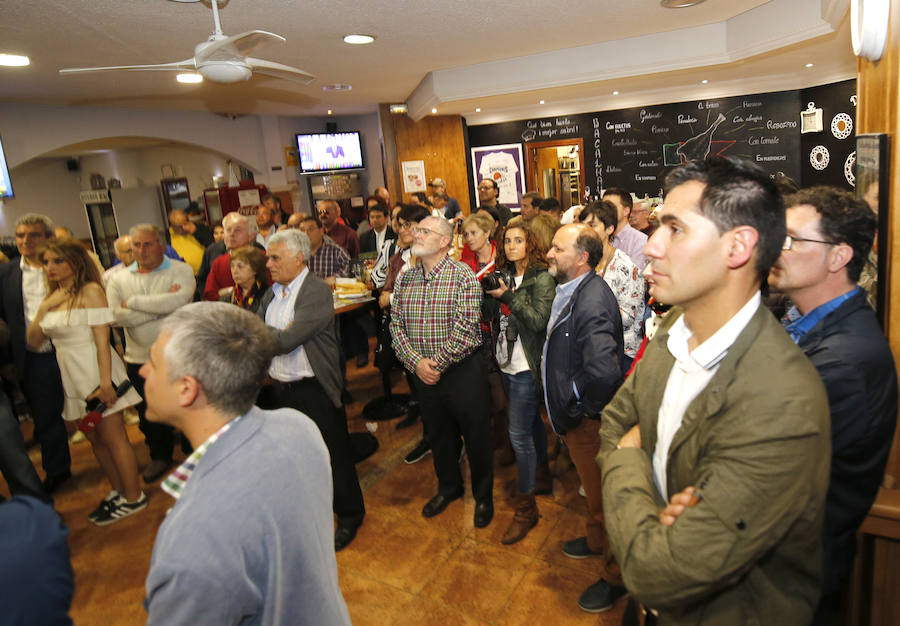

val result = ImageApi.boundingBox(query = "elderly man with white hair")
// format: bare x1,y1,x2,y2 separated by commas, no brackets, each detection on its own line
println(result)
196,211,260,301
255,229,365,552
390,216,494,527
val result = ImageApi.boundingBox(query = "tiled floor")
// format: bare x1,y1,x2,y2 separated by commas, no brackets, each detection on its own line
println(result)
4,353,626,625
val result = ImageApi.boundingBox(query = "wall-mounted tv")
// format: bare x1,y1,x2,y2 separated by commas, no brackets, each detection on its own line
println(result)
295,131,365,174
0,134,13,199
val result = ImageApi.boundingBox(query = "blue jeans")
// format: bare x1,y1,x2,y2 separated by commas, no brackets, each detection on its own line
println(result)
501,371,547,494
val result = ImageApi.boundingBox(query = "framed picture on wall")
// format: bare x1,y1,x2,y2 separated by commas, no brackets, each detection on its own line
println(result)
471,143,526,210
855,133,889,328
401,160,427,193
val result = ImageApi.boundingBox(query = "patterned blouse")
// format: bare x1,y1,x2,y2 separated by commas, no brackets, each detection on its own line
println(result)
600,248,645,358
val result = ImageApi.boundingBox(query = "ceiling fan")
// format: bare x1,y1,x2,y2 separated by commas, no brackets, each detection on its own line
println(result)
59,0,315,85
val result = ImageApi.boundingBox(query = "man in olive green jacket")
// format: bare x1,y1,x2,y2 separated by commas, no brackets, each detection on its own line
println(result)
599,157,831,625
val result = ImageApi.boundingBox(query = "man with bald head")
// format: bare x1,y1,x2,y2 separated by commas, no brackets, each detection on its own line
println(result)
374,186,391,207
203,212,260,301
318,199,360,259
390,216,494,527
102,235,135,286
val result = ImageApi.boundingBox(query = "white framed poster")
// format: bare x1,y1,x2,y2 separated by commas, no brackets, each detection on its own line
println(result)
401,160,427,193
470,143,526,209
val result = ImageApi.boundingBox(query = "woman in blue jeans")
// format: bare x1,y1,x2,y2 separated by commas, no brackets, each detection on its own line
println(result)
485,217,556,544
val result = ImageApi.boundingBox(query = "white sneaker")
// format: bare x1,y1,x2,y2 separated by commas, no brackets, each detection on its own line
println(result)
70,430,86,444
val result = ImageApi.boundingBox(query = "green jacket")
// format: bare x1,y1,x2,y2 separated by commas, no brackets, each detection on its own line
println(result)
495,265,556,386
599,304,830,626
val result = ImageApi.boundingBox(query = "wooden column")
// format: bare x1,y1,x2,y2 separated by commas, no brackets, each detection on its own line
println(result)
855,1,900,623
378,111,471,215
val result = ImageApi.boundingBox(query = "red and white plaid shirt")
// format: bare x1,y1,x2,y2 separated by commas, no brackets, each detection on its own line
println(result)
390,253,482,374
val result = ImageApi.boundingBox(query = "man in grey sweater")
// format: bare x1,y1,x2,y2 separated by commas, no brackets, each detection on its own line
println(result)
142,303,350,626
107,224,195,483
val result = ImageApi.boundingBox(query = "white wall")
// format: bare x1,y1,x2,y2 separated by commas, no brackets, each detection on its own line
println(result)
0,102,386,237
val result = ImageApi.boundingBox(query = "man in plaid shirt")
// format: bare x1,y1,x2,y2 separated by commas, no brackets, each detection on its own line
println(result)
298,216,349,285
390,216,495,527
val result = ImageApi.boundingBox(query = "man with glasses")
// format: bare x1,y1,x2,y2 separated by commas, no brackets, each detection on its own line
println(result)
390,216,494,527
477,179,513,226
318,199,360,259
769,186,898,624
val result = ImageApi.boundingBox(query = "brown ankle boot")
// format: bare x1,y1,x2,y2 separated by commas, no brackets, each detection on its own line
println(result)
501,493,539,545
534,462,553,496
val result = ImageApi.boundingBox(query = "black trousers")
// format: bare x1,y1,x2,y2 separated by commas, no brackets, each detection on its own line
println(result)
22,351,69,478
258,378,365,527
0,388,46,500
126,362,175,461
413,353,493,504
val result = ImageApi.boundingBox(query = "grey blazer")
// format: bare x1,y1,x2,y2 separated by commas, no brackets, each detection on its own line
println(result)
257,270,344,408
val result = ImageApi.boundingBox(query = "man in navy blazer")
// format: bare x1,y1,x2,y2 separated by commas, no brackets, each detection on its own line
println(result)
0,214,70,493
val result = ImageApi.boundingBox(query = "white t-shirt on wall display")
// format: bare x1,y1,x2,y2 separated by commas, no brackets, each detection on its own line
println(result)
479,152,519,205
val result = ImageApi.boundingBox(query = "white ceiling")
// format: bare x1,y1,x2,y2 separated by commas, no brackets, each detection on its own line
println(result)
0,0,854,122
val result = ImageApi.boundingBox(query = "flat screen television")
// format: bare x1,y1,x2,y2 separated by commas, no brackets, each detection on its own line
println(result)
0,134,13,199
295,131,365,174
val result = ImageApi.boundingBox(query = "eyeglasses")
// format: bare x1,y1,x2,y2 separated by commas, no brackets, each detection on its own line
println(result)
782,235,836,251
397,221,413,231
412,227,441,237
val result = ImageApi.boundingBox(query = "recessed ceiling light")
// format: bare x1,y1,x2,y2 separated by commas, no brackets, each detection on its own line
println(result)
0,54,30,67
701,79,709,84
389,103,408,114
539,100,545,104
475,108,481,112
322,83,352,92
176,72,203,84
612,91,619,95
343,34,375,45
327,109,333,115
431,108,438,114
805,63,814,68
661,0,707,7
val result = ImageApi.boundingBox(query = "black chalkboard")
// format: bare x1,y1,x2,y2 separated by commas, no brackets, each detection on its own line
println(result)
466,80,855,199
799,81,858,190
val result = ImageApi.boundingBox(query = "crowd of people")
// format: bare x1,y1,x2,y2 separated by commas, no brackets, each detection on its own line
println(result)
0,158,897,625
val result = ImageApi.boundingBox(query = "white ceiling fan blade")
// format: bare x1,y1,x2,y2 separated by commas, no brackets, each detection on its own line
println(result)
60,59,196,75
196,31,285,63
247,57,315,85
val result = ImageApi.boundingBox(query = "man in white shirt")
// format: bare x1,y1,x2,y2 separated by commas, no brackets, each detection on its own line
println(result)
255,204,277,248
0,214,70,494
102,235,134,286
599,157,831,625
603,188,648,269
255,230,365,552
107,224,195,483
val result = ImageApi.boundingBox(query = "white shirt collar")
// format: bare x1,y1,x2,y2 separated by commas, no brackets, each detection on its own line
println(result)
667,292,761,370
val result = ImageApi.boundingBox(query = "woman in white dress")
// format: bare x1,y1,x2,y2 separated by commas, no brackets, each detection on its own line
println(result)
26,241,146,525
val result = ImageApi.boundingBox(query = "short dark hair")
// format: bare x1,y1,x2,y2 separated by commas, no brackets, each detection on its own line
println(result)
602,187,633,212
522,191,542,208
482,179,499,193
397,203,430,224
540,197,561,214
366,197,389,218
301,215,323,229
772,172,800,196
785,186,876,282
579,200,618,232
664,156,786,282
573,226,604,268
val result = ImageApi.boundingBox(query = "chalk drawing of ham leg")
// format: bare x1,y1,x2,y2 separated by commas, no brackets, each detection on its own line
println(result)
676,113,727,163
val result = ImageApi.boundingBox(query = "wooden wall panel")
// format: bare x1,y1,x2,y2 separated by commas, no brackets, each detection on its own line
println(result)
857,0,900,487
381,113,471,215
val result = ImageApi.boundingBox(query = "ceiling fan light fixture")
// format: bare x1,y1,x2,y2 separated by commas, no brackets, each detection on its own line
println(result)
323,83,352,92
0,54,30,67
343,34,375,45
660,0,707,7
200,62,252,83
176,72,203,83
